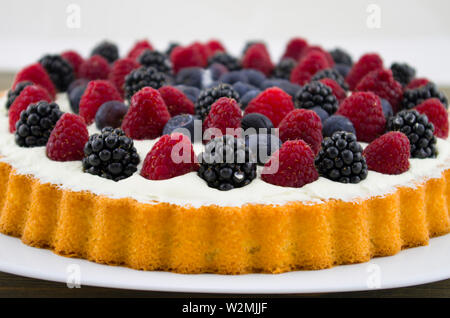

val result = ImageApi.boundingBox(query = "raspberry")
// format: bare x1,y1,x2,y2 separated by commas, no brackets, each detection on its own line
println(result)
79,80,123,124
336,92,386,142
203,97,242,141
205,39,226,55
127,39,154,61
46,113,89,161
121,87,171,139
299,46,334,66
158,86,195,116
282,37,308,60
355,68,403,112
170,43,208,74
261,140,318,188
319,78,347,103
79,55,110,81
414,98,449,138
140,133,198,180
346,53,383,90
9,85,52,133
108,58,140,98
363,132,410,175
61,50,84,78
244,87,295,127
406,78,430,90
12,63,56,99
290,50,329,85
278,109,323,155
241,43,274,76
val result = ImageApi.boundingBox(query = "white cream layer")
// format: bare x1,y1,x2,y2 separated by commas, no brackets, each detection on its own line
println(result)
0,93,449,208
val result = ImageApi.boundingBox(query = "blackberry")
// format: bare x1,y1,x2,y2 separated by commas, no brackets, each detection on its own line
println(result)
294,81,339,115
5,81,33,110
390,62,416,87
14,101,63,147
124,66,168,100
208,52,241,71
138,50,172,75
165,42,180,57
91,40,119,63
82,127,140,181
272,58,296,80
39,54,74,92
387,109,437,159
401,82,448,110
198,135,257,191
195,84,240,120
329,48,353,66
312,68,349,91
315,131,368,184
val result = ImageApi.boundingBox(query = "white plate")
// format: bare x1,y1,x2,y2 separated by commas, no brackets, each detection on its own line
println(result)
0,233,449,294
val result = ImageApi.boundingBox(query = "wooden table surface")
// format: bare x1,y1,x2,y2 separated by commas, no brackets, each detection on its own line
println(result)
0,72,448,298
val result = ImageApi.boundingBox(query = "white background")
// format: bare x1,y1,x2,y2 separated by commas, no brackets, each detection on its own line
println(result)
0,0,449,84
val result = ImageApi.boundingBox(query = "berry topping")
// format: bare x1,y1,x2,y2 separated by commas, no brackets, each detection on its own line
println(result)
312,68,348,91
390,62,416,87
170,43,208,74
108,58,140,98
141,133,198,180
245,133,282,165
322,115,356,137
61,50,84,78
282,37,308,60
5,81,33,110
163,114,196,142
290,50,329,85
82,127,140,181
241,113,274,133
272,58,297,80
95,101,128,130
363,132,410,175
346,53,383,90
68,84,87,114
79,55,110,80
9,85,52,133
336,92,386,142
278,109,323,155
329,48,353,66
12,63,56,99
414,98,449,138
91,40,119,63
14,101,63,147
198,135,257,191
121,87,171,140
124,66,168,100
315,131,368,184
195,83,240,120
294,81,338,115
158,86,195,116
262,140,318,188
138,50,173,75
208,52,241,71
203,97,243,141
38,54,75,92
355,68,403,112
401,82,448,110
46,113,89,161
387,109,437,158
241,43,274,76
318,78,347,103
127,39,154,61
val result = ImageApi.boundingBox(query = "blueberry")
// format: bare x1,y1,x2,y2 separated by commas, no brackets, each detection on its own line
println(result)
245,133,282,165
208,63,228,81
240,90,261,109
311,106,330,123
175,85,200,103
219,71,249,85
241,113,274,134
67,78,89,94
69,84,87,114
232,81,257,97
260,79,301,98
162,114,196,142
380,98,393,120
95,101,128,130
334,63,351,78
240,69,266,87
322,115,356,137
175,67,204,89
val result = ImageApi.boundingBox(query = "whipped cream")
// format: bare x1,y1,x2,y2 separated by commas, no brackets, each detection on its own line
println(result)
0,93,449,208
